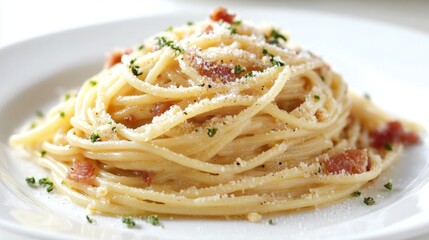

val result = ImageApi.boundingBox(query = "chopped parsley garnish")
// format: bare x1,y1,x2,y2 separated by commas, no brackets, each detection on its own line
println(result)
165,26,173,31
38,177,54,192
138,44,145,51
268,29,287,44
364,93,371,100
30,122,36,129
268,219,276,225
143,214,161,226
65,93,71,101
86,215,95,224
122,217,136,228
89,80,97,86
40,150,47,158
129,58,143,76
244,71,255,78
131,65,143,76
90,133,101,143
234,65,246,74
228,26,237,35
25,176,36,185
262,48,285,67
187,21,194,26
36,111,44,117
351,191,361,197
156,36,184,54
384,182,393,190
60,112,65,118
262,48,268,55
314,95,320,101
111,126,117,132
363,197,375,206
207,127,218,137
233,20,242,26
271,57,285,67
320,76,325,82
384,142,393,151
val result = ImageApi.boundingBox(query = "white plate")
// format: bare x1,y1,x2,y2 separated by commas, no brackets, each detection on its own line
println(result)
0,6,429,240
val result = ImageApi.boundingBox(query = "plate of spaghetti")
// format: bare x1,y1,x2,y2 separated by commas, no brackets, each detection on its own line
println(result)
0,6,428,240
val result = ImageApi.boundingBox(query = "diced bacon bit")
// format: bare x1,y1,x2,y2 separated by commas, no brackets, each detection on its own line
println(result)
370,121,420,148
67,160,96,185
315,109,325,122
210,7,235,24
150,102,173,117
104,48,133,68
323,149,369,174
132,170,154,185
124,114,135,123
185,54,238,83
203,25,213,34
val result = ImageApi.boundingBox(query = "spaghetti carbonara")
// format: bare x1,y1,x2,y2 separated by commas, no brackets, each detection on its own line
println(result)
10,7,420,219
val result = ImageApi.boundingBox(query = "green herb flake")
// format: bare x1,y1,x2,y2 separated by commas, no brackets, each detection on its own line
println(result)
38,177,54,193
351,191,361,197
144,214,161,226
157,36,168,48
384,142,393,151
165,26,173,32
364,197,375,206
314,95,320,101
233,20,242,26
156,36,184,54
187,21,194,26
36,111,44,118
89,80,97,86
228,26,237,35
90,133,101,143
30,122,37,129
86,215,95,224
25,176,36,185
111,126,117,132
40,150,47,158
60,112,65,118
262,48,285,67
364,93,371,100
207,127,218,137
131,65,143,76
234,65,246,74
138,44,144,51
384,182,393,190
128,58,143,76
122,217,136,228
244,71,255,78
269,29,287,44
268,219,276,225
262,48,268,55
65,93,71,101
271,58,285,67
320,76,325,82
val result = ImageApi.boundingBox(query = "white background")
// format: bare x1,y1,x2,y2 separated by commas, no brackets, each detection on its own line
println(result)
0,0,428,239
